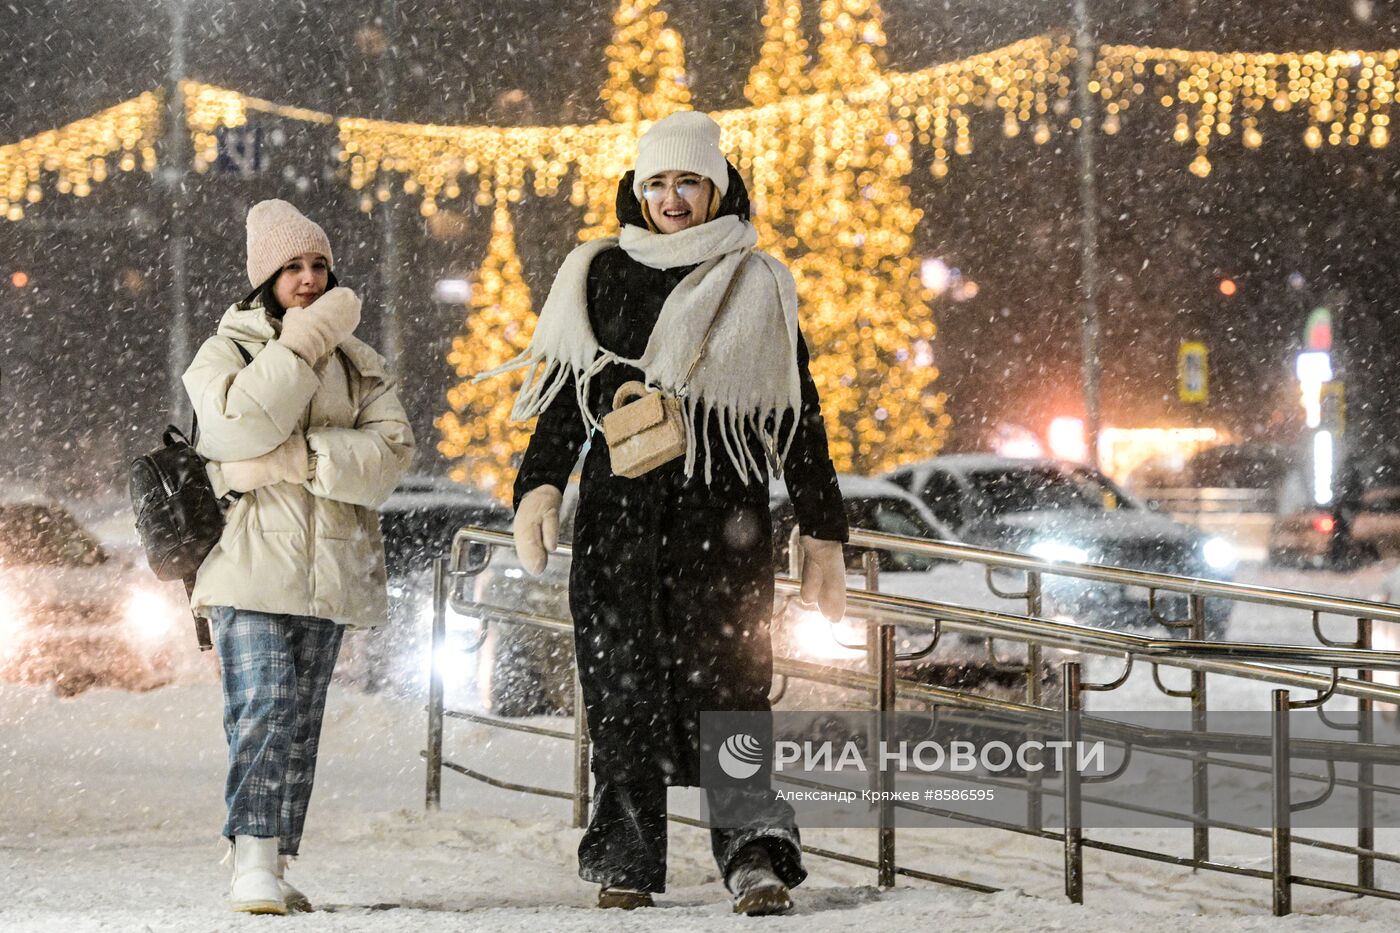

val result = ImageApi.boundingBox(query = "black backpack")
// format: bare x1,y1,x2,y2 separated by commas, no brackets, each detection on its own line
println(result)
130,341,254,649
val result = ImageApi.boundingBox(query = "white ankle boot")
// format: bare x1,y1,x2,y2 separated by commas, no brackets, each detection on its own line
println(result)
229,835,286,914
277,855,313,912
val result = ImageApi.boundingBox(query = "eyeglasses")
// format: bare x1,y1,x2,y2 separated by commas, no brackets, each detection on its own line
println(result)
640,177,707,202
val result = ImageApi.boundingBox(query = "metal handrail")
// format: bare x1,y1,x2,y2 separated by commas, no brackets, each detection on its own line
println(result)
430,524,1400,917
843,528,1400,623
450,524,1400,625
451,526,1400,702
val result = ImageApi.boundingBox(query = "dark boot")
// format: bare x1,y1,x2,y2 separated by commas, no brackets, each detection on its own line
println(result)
725,842,793,916
598,886,655,909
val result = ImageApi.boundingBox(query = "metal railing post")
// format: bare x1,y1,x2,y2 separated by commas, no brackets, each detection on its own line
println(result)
573,670,592,829
877,617,897,888
1026,571,1044,831
1063,661,1083,904
1357,617,1375,891
425,557,446,811
1271,688,1293,916
1190,593,1210,866
864,551,881,711
866,551,897,888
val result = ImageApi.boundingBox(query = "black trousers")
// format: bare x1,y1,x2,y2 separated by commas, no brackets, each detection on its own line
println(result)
578,778,807,894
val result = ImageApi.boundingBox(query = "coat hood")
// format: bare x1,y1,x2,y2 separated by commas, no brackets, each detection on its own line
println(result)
615,161,751,230
214,300,387,379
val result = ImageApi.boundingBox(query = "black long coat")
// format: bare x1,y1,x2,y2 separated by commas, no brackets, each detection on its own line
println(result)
513,169,847,786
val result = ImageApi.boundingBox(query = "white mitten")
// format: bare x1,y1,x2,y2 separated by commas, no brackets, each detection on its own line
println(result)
514,485,563,576
221,433,310,493
278,287,361,363
798,535,847,622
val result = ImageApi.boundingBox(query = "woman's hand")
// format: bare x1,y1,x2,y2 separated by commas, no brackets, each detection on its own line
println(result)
798,535,847,622
514,485,563,575
221,433,310,493
279,287,361,363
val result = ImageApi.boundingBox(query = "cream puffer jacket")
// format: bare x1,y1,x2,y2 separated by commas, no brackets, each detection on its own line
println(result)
182,300,415,628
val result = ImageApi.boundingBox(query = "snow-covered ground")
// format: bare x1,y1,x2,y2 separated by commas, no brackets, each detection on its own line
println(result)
4,562,1400,931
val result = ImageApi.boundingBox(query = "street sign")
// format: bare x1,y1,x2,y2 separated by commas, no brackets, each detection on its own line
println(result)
1320,381,1346,436
1178,340,1209,403
216,126,266,176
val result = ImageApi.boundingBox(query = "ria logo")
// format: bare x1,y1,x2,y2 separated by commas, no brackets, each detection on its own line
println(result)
718,733,765,779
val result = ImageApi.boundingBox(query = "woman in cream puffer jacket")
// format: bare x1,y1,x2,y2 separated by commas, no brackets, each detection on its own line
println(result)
182,199,413,916
184,295,413,627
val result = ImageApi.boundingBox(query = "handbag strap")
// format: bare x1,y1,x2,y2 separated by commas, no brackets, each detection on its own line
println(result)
680,249,750,391
190,339,256,446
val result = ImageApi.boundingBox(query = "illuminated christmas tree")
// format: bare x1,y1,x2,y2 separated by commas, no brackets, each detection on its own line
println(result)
747,0,951,472
435,198,535,494
436,0,951,490
575,0,692,242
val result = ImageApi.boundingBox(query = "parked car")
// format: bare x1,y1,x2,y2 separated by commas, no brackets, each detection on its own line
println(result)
461,474,1072,717
1267,485,1400,569
882,454,1236,634
0,495,186,695
338,475,513,693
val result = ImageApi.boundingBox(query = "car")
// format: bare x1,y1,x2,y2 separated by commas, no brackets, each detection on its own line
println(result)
882,454,1237,634
1267,485,1400,569
336,475,514,693
461,474,1072,717
0,495,187,696
768,475,1072,709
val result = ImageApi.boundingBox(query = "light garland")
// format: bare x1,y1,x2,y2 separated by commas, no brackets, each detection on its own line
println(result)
1094,44,1397,177
6,37,1397,219
5,7,1398,491
183,80,334,173
0,91,161,221
882,33,1076,177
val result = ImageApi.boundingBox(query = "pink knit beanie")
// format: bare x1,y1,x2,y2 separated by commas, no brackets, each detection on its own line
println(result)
245,199,334,287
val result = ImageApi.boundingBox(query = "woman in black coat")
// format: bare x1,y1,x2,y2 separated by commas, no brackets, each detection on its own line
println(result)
488,111,847,915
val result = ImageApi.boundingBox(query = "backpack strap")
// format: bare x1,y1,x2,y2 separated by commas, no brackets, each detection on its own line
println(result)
190,339,256,446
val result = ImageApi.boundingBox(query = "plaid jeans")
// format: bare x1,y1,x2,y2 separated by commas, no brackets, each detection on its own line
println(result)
211,606,344,856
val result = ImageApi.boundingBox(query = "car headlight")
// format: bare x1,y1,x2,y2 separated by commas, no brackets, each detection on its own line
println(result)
790,609,866,660
1027,540,1089,564
1202,536,1238,571
124,587,178,643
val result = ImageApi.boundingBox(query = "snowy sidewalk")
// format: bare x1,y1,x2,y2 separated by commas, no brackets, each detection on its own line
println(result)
4,677,1399,932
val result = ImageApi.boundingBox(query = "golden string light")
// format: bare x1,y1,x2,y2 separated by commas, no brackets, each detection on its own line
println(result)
6,37,1398,220
0,91,161,221
745,0,811,107
5,8,1400,490
600,0,692,126
183,80,334,173
881,34,1076,177
1095,44,1398,177
437,194,535,491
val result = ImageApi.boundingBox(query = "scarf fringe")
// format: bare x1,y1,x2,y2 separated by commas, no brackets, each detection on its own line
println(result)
480,347,797,485
473,227,803,487
677,397,797,486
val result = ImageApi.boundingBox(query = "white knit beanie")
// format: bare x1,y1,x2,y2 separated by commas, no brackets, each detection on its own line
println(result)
631,111,730,203
245,199,334,287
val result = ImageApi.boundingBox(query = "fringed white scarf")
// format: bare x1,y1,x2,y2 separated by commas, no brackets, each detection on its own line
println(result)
476,215,802,483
